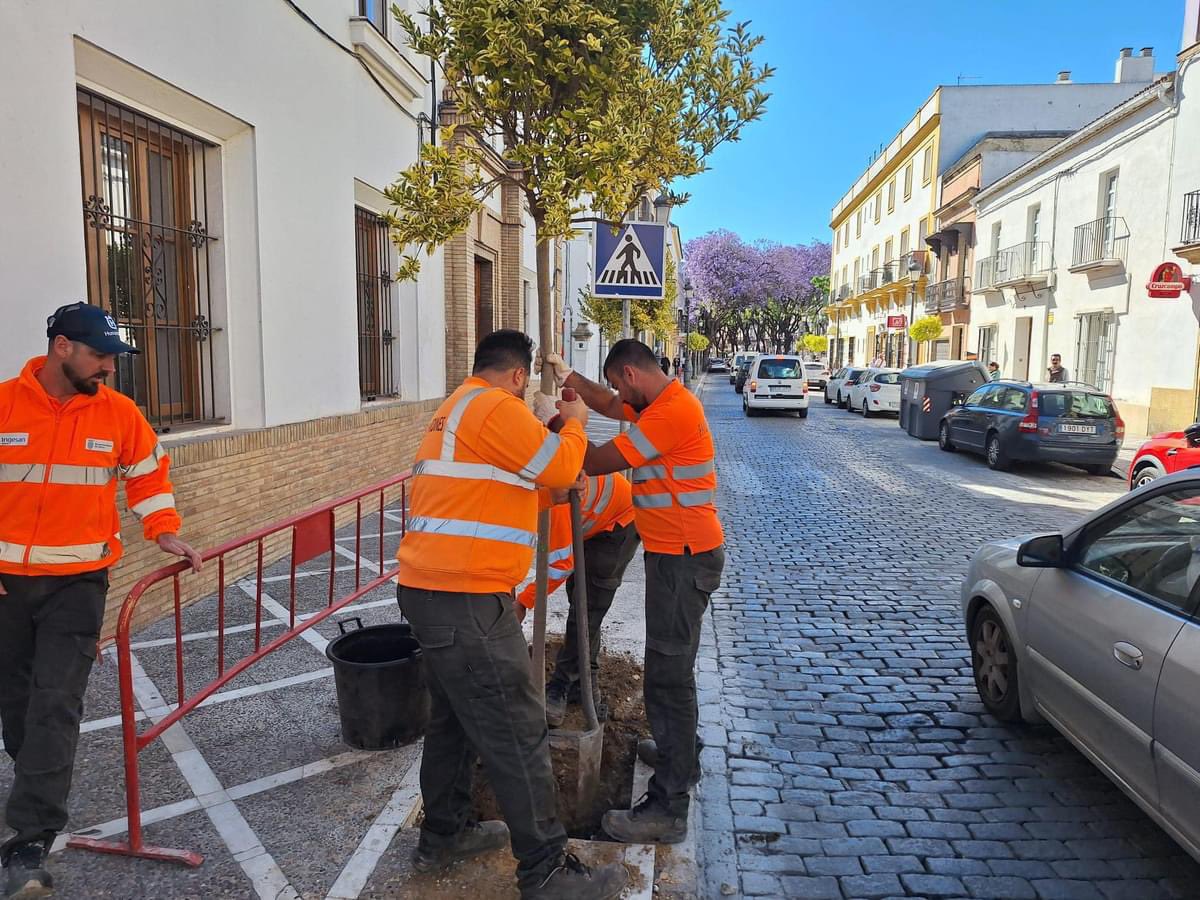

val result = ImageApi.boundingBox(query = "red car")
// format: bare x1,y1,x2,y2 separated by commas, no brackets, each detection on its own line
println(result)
1128,423,1200,489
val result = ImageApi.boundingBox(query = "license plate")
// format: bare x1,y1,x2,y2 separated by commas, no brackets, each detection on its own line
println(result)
1059,424,1097,434
769,384,789,390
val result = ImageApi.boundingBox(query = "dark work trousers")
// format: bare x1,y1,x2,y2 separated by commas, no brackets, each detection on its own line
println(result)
547,522,640,696
398,587,566,889
0,570,107,858
643,546,725,817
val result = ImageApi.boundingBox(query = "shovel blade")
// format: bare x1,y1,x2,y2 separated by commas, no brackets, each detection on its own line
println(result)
549,725,604,832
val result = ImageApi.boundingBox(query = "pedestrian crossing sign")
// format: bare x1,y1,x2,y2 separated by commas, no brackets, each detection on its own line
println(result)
592,221,667,300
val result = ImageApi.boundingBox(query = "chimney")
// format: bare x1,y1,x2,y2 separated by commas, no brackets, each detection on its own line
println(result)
1115,46,1154,83
1056,70,1072,84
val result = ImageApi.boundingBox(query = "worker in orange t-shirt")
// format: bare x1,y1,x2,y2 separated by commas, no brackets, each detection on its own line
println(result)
540,339,724,846
516,472,639,727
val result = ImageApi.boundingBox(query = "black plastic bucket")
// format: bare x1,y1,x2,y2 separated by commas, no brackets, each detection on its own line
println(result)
325,618,430,750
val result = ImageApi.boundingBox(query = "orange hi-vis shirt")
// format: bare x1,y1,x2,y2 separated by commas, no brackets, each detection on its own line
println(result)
516,472,635,609
612,379,723,555
0,356,182,576
398,376,587,594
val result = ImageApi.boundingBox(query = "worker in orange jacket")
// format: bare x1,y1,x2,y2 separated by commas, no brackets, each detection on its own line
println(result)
396,330,625,900
516,473,639,728
0,303,202,898
541,339,724,846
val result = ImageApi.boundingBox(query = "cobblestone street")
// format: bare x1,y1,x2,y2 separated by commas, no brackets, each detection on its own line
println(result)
695,375,1200,900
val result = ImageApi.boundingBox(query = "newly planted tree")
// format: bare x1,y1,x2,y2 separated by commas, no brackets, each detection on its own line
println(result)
385,0,772,695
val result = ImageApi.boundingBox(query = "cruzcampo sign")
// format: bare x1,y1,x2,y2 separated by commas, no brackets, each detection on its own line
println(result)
1146,261,1192,298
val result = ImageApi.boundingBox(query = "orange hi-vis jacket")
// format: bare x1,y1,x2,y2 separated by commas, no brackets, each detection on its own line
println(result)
0,357,181,577
397,376,588,594
515,472,635,609
613,379,723,555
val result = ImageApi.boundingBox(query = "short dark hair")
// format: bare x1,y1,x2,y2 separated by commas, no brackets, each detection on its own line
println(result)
603,339,659,378
473,329,534,374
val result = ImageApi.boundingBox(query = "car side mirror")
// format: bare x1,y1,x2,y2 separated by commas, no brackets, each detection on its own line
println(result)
1017,533,1065,568
1185,422,1200,447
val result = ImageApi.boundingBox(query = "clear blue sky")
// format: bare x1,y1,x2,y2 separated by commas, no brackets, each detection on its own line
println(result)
671,0,1185,247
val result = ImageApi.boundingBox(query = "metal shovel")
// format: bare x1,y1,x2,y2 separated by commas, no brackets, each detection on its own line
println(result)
546,487,603,830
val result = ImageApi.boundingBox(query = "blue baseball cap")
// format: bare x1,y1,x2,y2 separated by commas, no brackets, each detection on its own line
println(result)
47,303,140,355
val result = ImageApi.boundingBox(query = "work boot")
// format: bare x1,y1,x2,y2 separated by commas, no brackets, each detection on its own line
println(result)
521,851,627,900
412,820,509,873
635,739,702,787
545,681,569,728
602,793,687,844
3,841,52,899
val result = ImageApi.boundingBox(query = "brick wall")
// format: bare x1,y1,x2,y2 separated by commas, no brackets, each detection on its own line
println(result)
107,396,443,639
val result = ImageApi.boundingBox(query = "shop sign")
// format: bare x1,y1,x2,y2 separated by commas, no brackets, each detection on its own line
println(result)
1147,261,1192,298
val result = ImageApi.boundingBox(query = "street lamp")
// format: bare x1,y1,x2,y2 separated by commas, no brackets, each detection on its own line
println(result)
906,253,925,367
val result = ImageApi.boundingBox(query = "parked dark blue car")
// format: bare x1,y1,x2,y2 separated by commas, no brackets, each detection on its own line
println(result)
938,381,1124,475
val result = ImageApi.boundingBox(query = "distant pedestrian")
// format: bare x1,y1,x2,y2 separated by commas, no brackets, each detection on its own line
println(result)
672,356,680,377
1047,354,1069,383
871,354,884,367
659,355,670,376
988,362,1001,382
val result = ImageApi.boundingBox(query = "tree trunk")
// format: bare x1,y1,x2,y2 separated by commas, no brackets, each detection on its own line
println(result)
531,219,553,703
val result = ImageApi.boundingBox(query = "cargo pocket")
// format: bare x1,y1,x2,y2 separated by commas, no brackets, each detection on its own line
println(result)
414,625,455,651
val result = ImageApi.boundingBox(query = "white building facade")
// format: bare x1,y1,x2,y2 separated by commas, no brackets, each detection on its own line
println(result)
827,53,1161,370
971,41,1200,436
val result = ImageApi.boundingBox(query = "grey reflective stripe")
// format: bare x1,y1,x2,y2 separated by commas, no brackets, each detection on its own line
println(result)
0,464,46,484
589,475,615,519
673,460,715,480
632,465,668,483
121,443,166,479
407,516,537,549
0,540,110,565
518,432,562,481
412,459,536,491
626,426,660,461
633,493,672,509
678,489,715,507
50,464,117,486
441,387,489,461
547,545,573,565
131,493,175,519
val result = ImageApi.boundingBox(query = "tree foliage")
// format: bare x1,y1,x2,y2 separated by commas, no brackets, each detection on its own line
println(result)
909,315,944,344
685,229,830,355
386,0,774,283
687,332,710,351
801,334,829,355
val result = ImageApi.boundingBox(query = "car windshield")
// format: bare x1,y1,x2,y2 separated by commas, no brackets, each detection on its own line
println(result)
874,373,900,385
758,359,802,379
804,364,824,373
846,369,865,382
1039,391,1115,419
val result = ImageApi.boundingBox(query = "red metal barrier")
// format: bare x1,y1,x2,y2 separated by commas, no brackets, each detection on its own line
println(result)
67,472,411,866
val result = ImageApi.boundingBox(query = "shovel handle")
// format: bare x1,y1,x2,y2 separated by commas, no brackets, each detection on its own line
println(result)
568,489,599,733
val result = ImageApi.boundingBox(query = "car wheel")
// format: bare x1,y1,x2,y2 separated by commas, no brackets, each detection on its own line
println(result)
970,605,1023,722
837,393,846,409
938,421,956,452
1084,463,1112,477
1131,464,1161,490
862,400,872,419
824,394,832,405
797,408,808,419
985,433,1010,471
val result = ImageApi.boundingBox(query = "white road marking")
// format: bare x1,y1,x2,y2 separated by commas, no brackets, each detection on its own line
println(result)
324,758,423,899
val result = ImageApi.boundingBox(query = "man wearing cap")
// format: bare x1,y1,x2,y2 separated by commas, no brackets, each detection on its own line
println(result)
0,303,201,898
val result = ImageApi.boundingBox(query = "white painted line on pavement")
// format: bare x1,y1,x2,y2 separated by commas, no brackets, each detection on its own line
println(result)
55,749,375,855
236,581,331,655
333,542,381,575
324,757,423,899
126,651,299,899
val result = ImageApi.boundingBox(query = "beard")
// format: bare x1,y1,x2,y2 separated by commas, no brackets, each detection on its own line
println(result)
63,359,106,396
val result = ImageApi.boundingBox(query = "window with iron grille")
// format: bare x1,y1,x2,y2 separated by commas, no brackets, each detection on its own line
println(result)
77,88,220,433
1075,312,1115,392
354,208,397,400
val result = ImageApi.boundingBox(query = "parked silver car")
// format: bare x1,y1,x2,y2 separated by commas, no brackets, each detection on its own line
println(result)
961,470,1200,862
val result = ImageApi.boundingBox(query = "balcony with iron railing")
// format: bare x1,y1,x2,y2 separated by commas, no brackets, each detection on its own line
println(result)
895,251,928,282
924,276,972,314
835,283,852,301
995,241,1052,286
1175,190,1200,263
1070,217,1129,272
857,272,879,294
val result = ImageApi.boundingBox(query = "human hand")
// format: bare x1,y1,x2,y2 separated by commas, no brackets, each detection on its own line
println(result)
157,534,204,572
0,577,6,595
532,392,558,425
512,599,528,624
536,353,573,388
557,394,588,429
